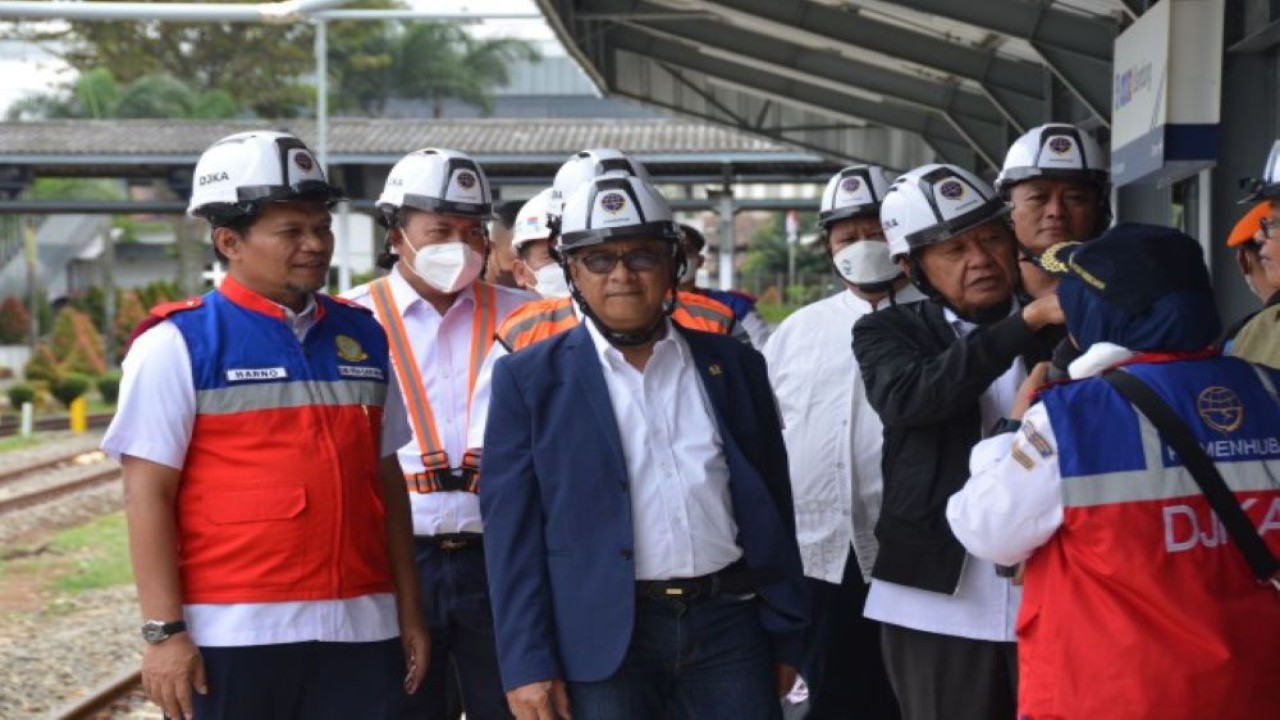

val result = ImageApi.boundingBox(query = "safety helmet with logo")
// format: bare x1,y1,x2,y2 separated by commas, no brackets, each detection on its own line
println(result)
557,173,682,346
187,130,342,225
994,123,1109,196
510,188,555,254
376,148,492,228
881,164,1011,261
819,164,895,229
1239,139,1280,202
548,149,652,229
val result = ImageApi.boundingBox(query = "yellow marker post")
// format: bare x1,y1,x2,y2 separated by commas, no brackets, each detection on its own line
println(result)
70,396,88,433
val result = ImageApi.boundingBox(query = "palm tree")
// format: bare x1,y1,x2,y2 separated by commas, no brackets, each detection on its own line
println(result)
394,21,541,118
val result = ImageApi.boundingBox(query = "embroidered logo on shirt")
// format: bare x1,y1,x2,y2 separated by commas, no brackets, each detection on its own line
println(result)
335,334,368,363
707,363,723,376
338,365,385,380
1010,442,1036,470
1021,421,1055,459
226,367,288,382
1197,386,1244,433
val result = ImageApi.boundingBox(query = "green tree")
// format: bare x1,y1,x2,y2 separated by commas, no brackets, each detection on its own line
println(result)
14,0,313,117
395,21,541,118
741,213,831,277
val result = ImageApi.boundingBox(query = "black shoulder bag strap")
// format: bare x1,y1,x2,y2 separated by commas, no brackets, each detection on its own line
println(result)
1104,369,1280,590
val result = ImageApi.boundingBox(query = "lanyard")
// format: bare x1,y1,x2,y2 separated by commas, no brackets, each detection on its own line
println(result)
369,277,496,488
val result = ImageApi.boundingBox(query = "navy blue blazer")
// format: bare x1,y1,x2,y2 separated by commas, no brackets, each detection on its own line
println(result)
480,323,808,691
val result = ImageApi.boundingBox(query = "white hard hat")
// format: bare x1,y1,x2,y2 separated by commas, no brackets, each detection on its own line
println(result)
510,188,555,252
187,130,341,221
1241,139,1280,202
558,173,679,253
881,163,1010,260
819,164,894,229
994,123,1108,195
549,149,651,220
377,148,491,225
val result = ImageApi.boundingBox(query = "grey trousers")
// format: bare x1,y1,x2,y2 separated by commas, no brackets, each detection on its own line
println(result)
880,624,1017,720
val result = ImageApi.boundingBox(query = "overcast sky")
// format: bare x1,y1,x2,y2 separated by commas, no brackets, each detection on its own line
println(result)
0,0,557,116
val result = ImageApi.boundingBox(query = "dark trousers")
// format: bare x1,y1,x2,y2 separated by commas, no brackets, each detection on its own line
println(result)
800,560,899,720
568,594,782,720
880,624,1017,720
192,639,403,720
401,538,511,720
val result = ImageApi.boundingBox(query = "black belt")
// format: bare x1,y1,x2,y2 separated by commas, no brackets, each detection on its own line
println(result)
635,560,777,602
416,532,483,551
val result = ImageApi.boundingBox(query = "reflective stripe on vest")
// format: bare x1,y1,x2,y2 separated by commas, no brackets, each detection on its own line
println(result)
496,297,577,352
370,278,496,492
673,292,734,334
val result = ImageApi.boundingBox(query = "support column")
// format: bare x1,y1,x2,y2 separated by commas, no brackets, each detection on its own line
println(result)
711,189,736,290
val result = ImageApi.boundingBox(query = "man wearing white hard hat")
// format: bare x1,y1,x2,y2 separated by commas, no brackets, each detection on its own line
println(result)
763,164,913,719
508,188,571,299
345,148,533,719
103,131,428,719
481,173,808,719
995,123,1111,300
851,164,1064,719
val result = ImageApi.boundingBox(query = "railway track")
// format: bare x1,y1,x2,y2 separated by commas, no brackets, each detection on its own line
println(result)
0,412,113,438
0,446,120,517
50,668,145,720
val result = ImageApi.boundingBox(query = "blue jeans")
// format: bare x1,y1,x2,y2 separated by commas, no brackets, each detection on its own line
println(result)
568,594,782,720
193,639,403,720
401,539,511,720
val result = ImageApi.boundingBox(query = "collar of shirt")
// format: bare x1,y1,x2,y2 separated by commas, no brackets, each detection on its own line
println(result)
943,300,1020,338
840,284,926,315
584,315,688,373
274,294,317,341
388,264,477,319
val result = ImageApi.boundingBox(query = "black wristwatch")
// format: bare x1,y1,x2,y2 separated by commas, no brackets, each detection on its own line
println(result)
990,417,1023,435
141,619,188,645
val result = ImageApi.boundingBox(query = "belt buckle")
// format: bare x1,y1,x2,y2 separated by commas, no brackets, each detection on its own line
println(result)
439,538,467,551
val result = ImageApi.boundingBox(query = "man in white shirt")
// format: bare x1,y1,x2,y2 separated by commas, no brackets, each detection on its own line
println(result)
852,164,1064,720
345,148,533,719
764,164,911,718
480,174,808,720
104,131,427,720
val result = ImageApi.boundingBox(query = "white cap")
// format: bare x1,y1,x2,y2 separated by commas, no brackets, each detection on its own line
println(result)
1241,139,1280,202
187,130,339,219
510,188,555,252
377,148,491,223
881,163,1009,259
994,123,1108,195
549,149,651,220
819,164,894,229
558,173,679,252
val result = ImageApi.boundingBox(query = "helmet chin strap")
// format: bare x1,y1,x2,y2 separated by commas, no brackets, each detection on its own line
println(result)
561,259,677,348
907,255,1012,325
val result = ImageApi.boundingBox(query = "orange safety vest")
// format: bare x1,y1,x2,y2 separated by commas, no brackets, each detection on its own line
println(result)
370,278,496,493
495,292,734,353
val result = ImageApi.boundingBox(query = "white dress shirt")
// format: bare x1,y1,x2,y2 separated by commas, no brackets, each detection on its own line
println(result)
763,286,924,584
345,267,533,536
585,318,743,580
101,295,411,647
862,305,1027,642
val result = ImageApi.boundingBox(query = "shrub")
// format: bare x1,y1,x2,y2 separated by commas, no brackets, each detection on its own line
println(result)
96,372,122,405
0,295,30,344
113,291,148,356
7,383,36,408
23,344,60,383
49,307,106,376
51,373,92,408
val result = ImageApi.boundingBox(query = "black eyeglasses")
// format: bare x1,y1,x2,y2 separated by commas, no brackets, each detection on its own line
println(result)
573,248,668,274
1260,218,1280,239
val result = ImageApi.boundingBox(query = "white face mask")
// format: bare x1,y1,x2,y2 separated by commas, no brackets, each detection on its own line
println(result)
531,262,571,299
679,256,699,284
409,242,484,294
833,240,899,286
